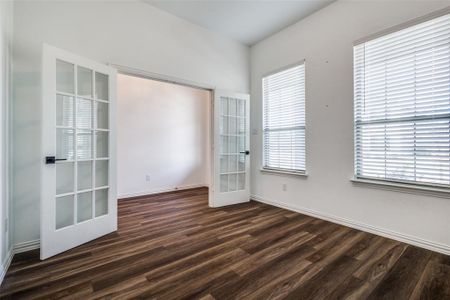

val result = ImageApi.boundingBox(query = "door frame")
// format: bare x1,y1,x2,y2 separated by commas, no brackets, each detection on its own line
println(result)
111,64,218,207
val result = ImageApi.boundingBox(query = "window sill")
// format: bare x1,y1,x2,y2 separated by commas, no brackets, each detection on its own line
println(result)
260,168,308,178
351,177,450,198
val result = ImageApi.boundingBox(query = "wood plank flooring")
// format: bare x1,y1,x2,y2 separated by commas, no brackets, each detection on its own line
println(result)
1,187,449,299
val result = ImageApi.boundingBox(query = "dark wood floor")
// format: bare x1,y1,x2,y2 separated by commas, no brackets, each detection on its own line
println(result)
1,187,450,299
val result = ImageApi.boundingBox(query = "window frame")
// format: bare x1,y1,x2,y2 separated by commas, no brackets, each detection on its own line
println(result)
261,61,307,175
352,9,450,191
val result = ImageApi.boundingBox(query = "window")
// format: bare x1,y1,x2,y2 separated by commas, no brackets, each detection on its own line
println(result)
263,63,305,173
354,13,450,187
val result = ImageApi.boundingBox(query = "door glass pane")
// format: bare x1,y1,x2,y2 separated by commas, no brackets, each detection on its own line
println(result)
220,175,228,192
96,131,109,158
239,118,245,135
238,173,245,190
96,102,109,129
229,117,237,135
220,116,228,135
56,162,74,195
238,99,245,118
56,95,74,127
95,160,108,187
56,129,74,161
77,98,92,129
56,195,74,229
77,66,93,98
220,136,228,153
221,97,228,115
77,191,92,222
220,155,228,173
95,72,109,100
77,161,92,191
229,98,237,116
239,136,245,152
229,174,237,191
229,136,237,153
77,130,92,159
238,154,245,171
95,188,108,217
56,60,74,94
229,155,238,172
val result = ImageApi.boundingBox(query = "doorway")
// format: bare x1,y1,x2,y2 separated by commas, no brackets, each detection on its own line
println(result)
116,74,212,198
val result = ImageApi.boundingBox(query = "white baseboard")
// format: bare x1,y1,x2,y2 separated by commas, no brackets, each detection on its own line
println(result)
118,184,208,199
14,239,40,254
0,240,40,286
251,194,450,256
0,249,13,285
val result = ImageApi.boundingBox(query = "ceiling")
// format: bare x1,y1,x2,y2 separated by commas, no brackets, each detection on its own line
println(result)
144,0,335,46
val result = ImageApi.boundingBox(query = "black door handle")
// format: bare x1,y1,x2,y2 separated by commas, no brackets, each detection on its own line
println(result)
240,151,250,155
45,156,67,164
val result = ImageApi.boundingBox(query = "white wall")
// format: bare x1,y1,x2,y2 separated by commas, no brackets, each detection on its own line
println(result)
117,74,210,198
0,0,12,272
12,0,249,245
250,0,450,253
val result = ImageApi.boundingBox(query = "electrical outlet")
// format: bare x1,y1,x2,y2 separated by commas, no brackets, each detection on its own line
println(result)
282,183,287,191
145,175,151,182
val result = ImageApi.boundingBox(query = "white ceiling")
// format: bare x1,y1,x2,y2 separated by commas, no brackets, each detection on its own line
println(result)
144,0,335,46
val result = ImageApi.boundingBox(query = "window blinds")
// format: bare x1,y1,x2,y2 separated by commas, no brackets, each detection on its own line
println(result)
354,13,450,186
263,64,305,172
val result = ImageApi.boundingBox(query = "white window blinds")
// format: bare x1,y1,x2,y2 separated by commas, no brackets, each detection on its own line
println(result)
354,13,450,186
263,64,305,172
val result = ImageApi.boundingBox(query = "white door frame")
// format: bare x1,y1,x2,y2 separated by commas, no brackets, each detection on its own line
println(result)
41,44,117,259
111,64,217,204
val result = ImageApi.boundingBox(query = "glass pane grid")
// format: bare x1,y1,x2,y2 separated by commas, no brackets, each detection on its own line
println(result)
219,97,247,192
55,61,109,229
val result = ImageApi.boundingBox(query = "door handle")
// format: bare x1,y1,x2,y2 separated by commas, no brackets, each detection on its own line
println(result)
240,151,250,155
45,156,67,164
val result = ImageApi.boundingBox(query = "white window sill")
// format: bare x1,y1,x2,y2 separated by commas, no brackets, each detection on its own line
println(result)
351,177,450,198
260,168,308,178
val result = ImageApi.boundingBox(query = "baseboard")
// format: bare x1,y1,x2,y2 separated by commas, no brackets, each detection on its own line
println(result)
251,194,450,256
118,184,208,199
0,240,40,286
0,249,13,285
14,239,40,254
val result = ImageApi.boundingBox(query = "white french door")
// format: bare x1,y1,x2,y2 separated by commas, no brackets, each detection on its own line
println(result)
41,45,117,259
210,90,250,207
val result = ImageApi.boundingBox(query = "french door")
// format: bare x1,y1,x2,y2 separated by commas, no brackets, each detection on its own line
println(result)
210,91,250,207
41,45,117,259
